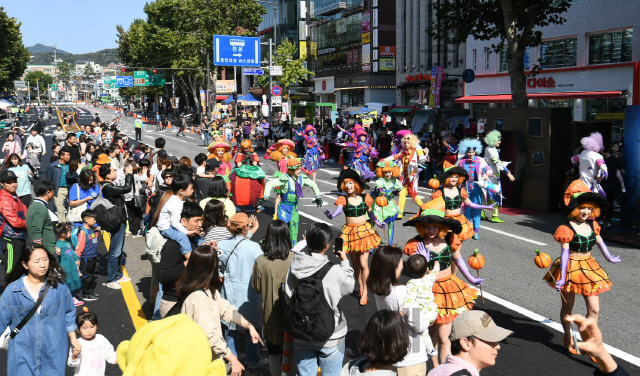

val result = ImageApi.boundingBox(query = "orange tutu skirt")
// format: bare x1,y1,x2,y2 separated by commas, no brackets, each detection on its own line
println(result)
543,253,611,296
340,222,381,253
433,274,478,323
447,213,475,241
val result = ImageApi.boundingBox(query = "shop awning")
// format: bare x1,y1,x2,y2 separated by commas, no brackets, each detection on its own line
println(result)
456,91,624,103
216,95,228,101
389,106,419,113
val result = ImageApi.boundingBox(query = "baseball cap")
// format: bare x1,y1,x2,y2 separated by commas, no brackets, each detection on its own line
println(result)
0,170,18,183
157,150,168,158
138,115,142,118
205,159,221,171
450,310,513,342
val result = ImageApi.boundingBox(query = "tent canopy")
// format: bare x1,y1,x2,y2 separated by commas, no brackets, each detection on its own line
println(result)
222,93,262,104
355,107,373,114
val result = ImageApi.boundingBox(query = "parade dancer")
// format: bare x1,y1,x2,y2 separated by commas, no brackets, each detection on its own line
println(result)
265,139,297,220
207,141,233,177
336,126,377,181
402,198,483,364
480,130,515,223
295,124,323,182
371,161,403,245
456,138,492,240
571,132,608,196
325,168,385,306
384,133,427,219
257,158,322,245
229,140,265,212
544,179,620,361
422,166,495,241
392,129,411,155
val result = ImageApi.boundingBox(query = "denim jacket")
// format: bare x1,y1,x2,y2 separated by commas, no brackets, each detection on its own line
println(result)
0,277,77,376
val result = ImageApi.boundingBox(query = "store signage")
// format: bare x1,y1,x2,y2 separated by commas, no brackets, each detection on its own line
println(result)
373,8,379,28
362,32,371,44
215,80,236,93
362,63,371,72
372,29,378,48
380,46,396,57
362,11,371,32
406,73,431,82
527,77,556,89
322,81,326,90
379,58,395,71
318,47,337,55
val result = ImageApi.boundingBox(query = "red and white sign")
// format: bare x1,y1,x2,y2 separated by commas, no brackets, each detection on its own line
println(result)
322,81,326,90
380,46,396,57
527,77,556,89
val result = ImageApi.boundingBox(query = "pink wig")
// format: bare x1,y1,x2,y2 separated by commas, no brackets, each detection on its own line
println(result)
394,130,412,140
580,132,604,152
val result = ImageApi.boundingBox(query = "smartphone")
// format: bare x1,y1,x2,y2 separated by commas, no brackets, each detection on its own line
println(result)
334,238,343,256
570,322,581,355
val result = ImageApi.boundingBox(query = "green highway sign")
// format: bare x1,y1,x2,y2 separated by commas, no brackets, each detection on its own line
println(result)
50,84,58,91
134,71,166,87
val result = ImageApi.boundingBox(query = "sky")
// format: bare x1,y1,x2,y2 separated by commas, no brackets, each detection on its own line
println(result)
2,0,148,54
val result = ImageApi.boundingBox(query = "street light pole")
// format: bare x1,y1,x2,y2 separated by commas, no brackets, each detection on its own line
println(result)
36,78,40,106
269,38,273,124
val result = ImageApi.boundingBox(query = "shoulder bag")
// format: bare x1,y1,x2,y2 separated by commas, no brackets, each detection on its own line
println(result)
219,239,244,274
1,283,50,350
67,184,86,222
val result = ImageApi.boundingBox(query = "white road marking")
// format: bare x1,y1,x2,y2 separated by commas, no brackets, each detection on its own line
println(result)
478,289,640,367
299,211,336,227
479,225,548,246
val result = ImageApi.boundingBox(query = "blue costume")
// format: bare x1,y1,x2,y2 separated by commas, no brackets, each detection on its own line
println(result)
456,139,493,239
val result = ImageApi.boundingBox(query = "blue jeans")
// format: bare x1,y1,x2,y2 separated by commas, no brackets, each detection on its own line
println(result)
161,228,193,255
226,328,261,364
153,284,163,320
203,132,210,146
465,186,484,229
293,340,345,376
107,222,127,282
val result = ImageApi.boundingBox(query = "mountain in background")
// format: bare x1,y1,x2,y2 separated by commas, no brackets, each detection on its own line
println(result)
27,43,70,54
28,47,121,67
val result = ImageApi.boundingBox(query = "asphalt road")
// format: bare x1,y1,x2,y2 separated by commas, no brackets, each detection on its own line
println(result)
0,105,637,375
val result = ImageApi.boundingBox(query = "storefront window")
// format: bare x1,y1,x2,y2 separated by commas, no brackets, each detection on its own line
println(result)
586,98,627,121
541,38,577,68
538,99,573,108
341,89,364,107
499,49,508,72
589,29,633,65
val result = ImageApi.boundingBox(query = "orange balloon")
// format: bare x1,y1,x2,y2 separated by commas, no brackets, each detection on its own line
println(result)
468,249,485,270
534,249,552,269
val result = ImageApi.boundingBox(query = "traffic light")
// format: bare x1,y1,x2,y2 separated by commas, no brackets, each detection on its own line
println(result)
152,69,157,73
232,92,238,101
121,68,126,73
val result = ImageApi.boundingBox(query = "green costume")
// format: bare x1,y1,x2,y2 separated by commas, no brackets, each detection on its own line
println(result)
372,177,403,244
262,172,322,245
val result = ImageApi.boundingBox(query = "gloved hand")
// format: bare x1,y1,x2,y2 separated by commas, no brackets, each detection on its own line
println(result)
467,202,497,210
555,247,570,291
324,206,343,219
416,242,430,261
368,211,386,229
313,197,323,207
597,241,621,263
255,197,268,207
454,257,484,287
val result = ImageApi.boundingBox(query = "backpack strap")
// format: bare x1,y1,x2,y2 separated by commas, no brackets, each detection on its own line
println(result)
314,262,334,280
11,283,50,339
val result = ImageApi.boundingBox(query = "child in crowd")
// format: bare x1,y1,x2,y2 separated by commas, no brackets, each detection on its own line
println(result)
156,174,199,259
75,210,101,302
402,254,440,360
68,308,118,375
55,223,83,306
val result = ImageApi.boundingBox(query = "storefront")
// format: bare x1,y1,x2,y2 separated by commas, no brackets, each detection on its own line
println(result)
313,76,336,104
457,63,639,122
397,72,462,108
335,73,396,108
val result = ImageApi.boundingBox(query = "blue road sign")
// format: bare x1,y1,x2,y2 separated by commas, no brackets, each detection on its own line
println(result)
116,76,134,87
462,69,475,83
243,68,265,75
213,35,261,67
271,85,282,96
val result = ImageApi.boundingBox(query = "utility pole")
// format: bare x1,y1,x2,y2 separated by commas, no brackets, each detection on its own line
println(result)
206,52,211,119
36,78,40,105
268,38,273,123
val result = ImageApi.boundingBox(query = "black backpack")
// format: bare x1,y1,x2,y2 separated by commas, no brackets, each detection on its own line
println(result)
165,288,207,317
281,262,335,342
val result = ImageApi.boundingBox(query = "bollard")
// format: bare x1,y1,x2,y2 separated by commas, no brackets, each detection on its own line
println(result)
281,332,293,376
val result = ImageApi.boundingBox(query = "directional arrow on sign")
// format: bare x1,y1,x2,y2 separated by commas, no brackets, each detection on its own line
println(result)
233,53,242,57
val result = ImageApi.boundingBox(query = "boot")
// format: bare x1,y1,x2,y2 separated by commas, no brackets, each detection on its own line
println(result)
480,210,488,220
489,208,505,223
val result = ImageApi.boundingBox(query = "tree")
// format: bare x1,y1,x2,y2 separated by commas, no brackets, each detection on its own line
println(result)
430,0,571,107
116,0,266,116
56,61,72,100
0,7,29,90
83,64,95,79
257,39,314,96
24,71,54,92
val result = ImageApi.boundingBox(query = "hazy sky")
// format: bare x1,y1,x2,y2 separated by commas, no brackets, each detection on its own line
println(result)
3,0,148,54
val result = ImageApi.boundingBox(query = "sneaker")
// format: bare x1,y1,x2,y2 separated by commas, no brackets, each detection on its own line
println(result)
104,281,122,290
117,276,132,283
473,233,480,240
73,297,84,306
83,293,100,301
246,358,269,369
132,234,142,239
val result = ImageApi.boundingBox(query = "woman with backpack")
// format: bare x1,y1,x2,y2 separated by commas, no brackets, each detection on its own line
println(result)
175,244,264,376
283,223,355,376
218,213,268,369
251,220,295,376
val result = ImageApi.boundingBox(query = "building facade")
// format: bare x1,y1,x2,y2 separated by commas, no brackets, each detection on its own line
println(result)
22,65,57,79
459,0,640,123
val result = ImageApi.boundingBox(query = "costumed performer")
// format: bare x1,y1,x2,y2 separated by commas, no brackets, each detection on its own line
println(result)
544,179,619,360
335,125,377,181
295,124,323,182
207,141,233,177
230,139,265,212
571,132,608,196
392,129,412,155
479,130,515,223
455,138,493,240
324,168,385,306
402,197,483,364
265,139,298,220
384,132,427,219
371,160,403,245
420,166,495,242
210,130,223,143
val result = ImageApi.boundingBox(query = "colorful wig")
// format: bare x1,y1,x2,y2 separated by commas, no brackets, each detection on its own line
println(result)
415,222,450,240
394,130,412,141
484,130,502,147
340,179,364,194
459,138,483,155
580,132,604,152
375,160,401,179
270,147,297,163
213,148,232,163
240,139,254,153
402,134,420,150
568,202,601,219
444,175,466,187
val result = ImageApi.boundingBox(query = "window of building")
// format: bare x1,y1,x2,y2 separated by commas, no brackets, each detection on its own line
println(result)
589,29,633,65
540,38,577,68
485,48,490,70
499,49,508,72
472,49,477,71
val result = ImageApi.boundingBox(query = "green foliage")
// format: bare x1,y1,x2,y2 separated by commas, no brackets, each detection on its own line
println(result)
0,7,29,90
257,39,314,94
83,65,96,78
28,48,120,66
24,71,54,91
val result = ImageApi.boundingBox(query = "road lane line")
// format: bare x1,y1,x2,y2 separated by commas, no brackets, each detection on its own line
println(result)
299,211,336,227
120,267,148,330
479,289,640,366
479,225,548,246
